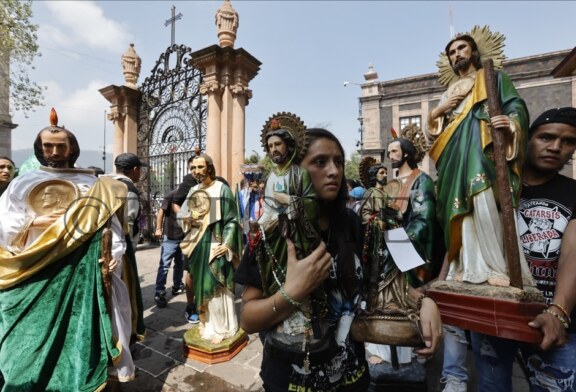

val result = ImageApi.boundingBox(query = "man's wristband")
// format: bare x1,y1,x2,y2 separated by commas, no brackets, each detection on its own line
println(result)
544,308,569,329
549,303,572,324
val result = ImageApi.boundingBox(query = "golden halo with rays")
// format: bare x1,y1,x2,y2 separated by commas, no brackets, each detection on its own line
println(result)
359,156,378,189
260,112,308,163
437,25,506,87
400,124,429,164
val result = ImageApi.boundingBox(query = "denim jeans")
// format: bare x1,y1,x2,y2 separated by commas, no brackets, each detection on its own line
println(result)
154,236,184,293
471,331,576,392
442,325,469,383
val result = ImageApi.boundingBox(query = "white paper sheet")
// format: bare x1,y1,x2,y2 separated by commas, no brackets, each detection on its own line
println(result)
384,227,426,272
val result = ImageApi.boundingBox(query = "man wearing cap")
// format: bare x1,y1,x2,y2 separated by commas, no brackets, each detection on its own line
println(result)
470,107,576,391
0,110,137,389
112,152,146,247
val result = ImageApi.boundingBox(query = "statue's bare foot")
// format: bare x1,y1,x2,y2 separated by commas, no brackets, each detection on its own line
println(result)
368,355,384,365
211,335,224,344
487,276,510,287
453,272,464,282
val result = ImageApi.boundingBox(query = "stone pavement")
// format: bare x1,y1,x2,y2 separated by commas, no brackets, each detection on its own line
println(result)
125,243,530,392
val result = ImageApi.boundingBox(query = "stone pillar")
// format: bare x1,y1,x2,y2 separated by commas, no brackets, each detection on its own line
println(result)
191,46,260,188
186,0,261,188
0,50,17,157
99,44,142,165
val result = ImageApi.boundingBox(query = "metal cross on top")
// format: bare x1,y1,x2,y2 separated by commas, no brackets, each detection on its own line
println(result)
165,5,183,46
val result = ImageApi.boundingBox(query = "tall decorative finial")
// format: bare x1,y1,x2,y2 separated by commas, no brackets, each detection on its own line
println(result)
215,0,239,48
49,107,58,127
121,43,142,89
364,63,379,81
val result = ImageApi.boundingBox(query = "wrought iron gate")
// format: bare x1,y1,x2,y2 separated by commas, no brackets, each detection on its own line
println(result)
137,44,206,241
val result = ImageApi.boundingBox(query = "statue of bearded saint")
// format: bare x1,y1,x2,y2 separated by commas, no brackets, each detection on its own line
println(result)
360,166,408,317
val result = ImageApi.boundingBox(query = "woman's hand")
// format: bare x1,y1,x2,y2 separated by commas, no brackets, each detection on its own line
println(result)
283,239,332,302
414,297,443,357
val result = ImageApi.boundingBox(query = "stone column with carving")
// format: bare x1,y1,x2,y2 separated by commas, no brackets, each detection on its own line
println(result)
100,44,142,163
0,50,17,157
191,1,261,188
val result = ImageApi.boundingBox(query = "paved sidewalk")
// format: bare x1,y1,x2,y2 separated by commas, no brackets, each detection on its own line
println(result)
126,244,529,392
123,243,263,392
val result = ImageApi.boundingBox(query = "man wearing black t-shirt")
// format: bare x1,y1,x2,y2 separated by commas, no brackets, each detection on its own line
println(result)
471,107,576,392
153,190,188,310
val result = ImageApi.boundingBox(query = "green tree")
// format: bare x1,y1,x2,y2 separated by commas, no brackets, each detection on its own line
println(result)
1,0,44,116
345,150,361,181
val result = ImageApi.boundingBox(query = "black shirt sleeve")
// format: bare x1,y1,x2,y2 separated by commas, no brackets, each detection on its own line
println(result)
234,248,263,290
173,174,197,207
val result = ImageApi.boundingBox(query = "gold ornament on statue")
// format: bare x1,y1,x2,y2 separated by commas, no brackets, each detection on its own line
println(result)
400,123,429,164
437,25,506,87
260,112,308,163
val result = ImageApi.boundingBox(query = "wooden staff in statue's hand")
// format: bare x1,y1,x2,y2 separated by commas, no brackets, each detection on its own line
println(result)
99,226,116,315
484,58,523,290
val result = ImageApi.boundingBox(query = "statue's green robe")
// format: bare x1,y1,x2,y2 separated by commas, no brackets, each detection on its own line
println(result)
361,172,443,289
429,69,529,261
255,165,318,296
184,182,240,310
0,177,127,391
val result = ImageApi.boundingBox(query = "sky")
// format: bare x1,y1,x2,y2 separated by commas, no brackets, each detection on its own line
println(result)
9,1,576,171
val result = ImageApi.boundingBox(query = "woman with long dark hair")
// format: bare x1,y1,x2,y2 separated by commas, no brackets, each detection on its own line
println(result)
235,128,442,391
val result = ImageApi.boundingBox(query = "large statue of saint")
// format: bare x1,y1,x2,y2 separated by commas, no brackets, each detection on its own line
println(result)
354,126,443,347
178,154,240,344
0,109,139,389
427,26,534,287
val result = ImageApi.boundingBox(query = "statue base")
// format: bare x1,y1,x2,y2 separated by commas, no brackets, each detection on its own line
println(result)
427,281,546,343
183,325,249,364
351,316,424,347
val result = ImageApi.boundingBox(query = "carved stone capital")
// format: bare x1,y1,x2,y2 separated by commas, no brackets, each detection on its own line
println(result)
230,83,252,99
199,81,222,95
107,107,126,123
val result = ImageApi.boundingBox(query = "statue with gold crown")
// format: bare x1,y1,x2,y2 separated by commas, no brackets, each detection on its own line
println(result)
249,112,327,354
0,109,143,389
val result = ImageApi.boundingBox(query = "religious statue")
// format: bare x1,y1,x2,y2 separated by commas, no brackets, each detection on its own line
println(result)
256,112,319,259
352,126,443,348
178,153,240,344
427,25,534,287
0,109,139,388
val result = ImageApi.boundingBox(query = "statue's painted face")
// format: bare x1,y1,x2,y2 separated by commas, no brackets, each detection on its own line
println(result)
387,141,405,169
448,39,473,74
267,135,288,164
41,131,71,168
191,157,209,184
376,167,387,182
